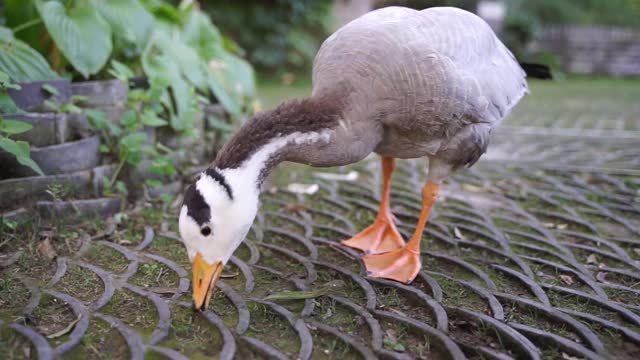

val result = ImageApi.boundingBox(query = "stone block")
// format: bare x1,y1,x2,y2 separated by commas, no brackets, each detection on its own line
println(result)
37,197,122,220
0,170,92,210
71,79,127,107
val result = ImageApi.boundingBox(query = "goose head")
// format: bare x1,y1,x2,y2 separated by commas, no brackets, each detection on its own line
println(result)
178,168,259,311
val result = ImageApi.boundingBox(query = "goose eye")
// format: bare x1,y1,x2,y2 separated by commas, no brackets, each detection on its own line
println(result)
200,226,211,236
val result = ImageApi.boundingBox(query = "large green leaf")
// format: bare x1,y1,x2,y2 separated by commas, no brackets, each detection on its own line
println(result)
35,1,112,78
142,30,199,131
92,0,154,49
4,0,45,54
208,51,256,116
182,10,224,60
118,131,146,165
0,119,33,135
0,137,44,175
0,26,58,81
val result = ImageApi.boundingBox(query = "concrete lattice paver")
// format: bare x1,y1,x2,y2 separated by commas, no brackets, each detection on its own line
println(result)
1,80,640,359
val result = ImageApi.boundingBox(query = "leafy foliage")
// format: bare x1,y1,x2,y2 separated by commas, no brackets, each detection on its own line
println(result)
1,0,255,122
35,0,113,78
205,0,333,72
0,26,58,81
0,71,44,175
506,0,640,28
92,0,154,49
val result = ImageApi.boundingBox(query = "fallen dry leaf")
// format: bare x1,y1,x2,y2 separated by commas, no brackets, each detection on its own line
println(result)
453,227,466,240
147,287,180,295
37,239,57,260
596,272,607,283
461,184,484,192
634,248,640,257
221,271,239,278
314,170,358,182
543,222,556,228
47,315,80,339
264,280,345,301
562,352,581,360
286,183,319,195
586,254,598,265
556,224,568,230
559,274,575,285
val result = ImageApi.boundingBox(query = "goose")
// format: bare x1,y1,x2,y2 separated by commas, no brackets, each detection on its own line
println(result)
180,6,529,310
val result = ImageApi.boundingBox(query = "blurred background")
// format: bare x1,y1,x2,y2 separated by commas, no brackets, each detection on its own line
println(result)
239,0,640,107
0,0,639,217
1,2,640,359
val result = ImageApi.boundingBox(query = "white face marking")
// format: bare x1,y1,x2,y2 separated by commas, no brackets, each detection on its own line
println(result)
178,130,332,265
178,175,257,266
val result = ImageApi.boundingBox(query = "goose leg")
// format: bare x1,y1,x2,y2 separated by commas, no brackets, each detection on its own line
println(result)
362,181,439,283
342,157,405,254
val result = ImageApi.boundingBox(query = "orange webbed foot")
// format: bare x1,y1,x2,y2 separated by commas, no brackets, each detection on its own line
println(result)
342,217,404,254
362,247,421,284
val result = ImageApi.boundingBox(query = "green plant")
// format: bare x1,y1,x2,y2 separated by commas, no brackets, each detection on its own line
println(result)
0,71,44,175
205,0,333,73
86,61,179,199
0,26,58,81
2,0,256,122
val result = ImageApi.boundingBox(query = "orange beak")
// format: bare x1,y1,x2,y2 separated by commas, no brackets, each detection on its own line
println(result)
191,253,223,311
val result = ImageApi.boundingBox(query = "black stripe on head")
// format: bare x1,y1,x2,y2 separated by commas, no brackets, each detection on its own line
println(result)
204,168,233,200
183,184,210,226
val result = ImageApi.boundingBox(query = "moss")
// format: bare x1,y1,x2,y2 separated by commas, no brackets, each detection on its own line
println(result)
9,251,57,287
209,291,239,330
251,267,298,299
0,326,35,360
429,275,488,314
101,289,158,338
128,260,180,289
310,330,356,360
243,301,300,356
54,265,103,303
146,236,189,270
311,297,367,339
261,231,310,257
0,276,31,321
257,248,306,279
64,317,129,359
380,318,447,359
315,268,367,306
31,294,77,347
81,244,130,274
156,305,224,358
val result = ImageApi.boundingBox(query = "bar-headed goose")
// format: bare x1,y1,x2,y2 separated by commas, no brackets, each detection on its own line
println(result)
179,6,528,310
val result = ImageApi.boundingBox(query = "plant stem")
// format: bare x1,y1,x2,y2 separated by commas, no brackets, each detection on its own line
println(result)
12,18,43,34
109,158,127,189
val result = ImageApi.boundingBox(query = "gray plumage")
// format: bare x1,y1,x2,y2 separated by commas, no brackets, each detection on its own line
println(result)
305,6,527,174
213,6,527,182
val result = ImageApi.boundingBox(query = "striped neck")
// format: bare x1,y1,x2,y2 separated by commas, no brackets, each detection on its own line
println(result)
213,94,345,188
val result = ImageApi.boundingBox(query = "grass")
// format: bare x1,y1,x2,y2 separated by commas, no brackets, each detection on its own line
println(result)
508,77,640,130
155,305,224,358
100,289,158,338
243,301,300,357
54,265,103,303
65,317,129,359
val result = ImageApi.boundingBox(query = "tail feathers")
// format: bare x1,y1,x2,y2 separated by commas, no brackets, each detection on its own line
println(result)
520,62,553,80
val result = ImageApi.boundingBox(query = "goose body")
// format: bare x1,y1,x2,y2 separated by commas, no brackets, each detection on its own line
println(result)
312,6,527,165
180,7,528,310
